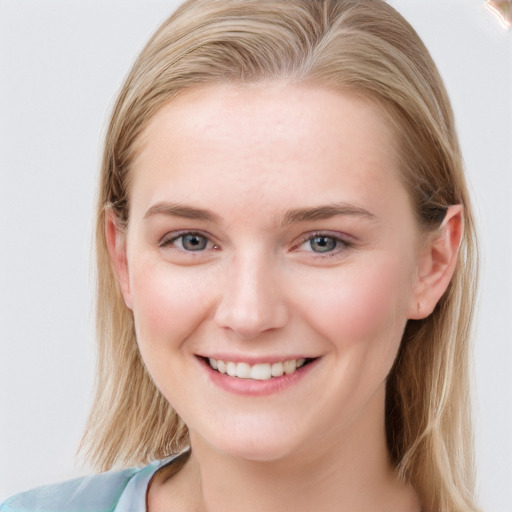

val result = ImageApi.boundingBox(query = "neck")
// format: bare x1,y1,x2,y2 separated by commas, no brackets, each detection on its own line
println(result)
151,387,420,512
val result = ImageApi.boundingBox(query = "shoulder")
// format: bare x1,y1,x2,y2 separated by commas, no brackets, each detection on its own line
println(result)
0,465,150,512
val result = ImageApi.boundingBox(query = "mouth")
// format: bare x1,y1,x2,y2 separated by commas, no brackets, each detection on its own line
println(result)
200,357,316,381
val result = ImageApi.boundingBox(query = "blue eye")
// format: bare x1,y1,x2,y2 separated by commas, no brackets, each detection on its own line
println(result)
180,234,209,251
160,232,213,252
309,235,338,253
295,232,350,257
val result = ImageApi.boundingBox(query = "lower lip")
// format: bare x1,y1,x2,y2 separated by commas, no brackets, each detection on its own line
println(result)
198,358,319,396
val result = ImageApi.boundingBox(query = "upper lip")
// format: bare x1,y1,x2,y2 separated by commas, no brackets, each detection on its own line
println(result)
196,354,318,364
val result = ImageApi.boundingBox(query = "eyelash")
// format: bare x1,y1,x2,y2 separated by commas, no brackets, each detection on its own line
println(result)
159,230,352,258
292,231,352,258
159,231,217,252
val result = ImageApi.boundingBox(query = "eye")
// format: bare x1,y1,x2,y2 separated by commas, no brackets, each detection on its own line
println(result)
179,233,209,251
308,235,339,253
294,232,351,256
160,232,216,252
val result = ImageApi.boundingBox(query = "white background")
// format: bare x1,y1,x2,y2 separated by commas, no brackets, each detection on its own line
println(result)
0,1,511,510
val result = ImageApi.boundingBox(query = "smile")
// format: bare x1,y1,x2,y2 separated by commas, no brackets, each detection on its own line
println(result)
207,358,309,381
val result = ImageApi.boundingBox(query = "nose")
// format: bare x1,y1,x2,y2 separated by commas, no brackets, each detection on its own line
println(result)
213,252,289,340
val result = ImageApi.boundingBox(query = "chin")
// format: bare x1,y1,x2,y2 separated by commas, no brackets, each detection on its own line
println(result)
218,443,298,464
190,421,305,463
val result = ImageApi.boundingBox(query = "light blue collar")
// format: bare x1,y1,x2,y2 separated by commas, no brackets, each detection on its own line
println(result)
114,454,180,512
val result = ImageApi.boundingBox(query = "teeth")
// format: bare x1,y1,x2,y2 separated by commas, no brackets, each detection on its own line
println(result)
271,361,283,377
207,358,308,380
236,362,251,379
283,359,296,374
251,363,272,380
226,361,237,377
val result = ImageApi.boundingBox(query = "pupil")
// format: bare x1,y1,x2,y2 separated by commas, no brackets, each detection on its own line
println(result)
183,234,207,251
311,236,336,253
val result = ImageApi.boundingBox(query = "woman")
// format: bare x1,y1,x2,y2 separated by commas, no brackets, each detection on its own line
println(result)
1,0,480,511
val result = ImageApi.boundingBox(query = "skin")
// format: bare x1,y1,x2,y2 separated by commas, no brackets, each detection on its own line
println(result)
107,83,462,512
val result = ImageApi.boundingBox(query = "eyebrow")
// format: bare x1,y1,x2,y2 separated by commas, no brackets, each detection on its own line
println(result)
144,202,219,222
281,203,376,226
143,201,376,225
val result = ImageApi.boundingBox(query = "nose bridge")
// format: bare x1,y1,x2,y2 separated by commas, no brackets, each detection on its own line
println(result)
214,248,288,339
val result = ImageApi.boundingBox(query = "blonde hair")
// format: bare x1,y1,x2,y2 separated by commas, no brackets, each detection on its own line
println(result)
81,1,480,510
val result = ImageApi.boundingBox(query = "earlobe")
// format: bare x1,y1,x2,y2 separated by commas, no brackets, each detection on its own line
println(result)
105,210,133,310
409,205,463,320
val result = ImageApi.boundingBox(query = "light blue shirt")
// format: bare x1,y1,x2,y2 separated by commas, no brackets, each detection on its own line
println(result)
0,455,178,512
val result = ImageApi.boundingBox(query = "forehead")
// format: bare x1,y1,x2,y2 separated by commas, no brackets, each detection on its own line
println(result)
134,82,396,164
129,83,409,224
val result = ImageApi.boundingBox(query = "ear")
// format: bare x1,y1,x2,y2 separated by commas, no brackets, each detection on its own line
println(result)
408,205,463,320
105,210,133,310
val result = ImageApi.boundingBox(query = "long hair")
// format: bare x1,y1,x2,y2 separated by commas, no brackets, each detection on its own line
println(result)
80,1,480,510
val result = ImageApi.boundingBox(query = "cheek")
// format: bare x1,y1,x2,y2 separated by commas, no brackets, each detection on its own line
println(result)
294,255,414,352
129,259,210,351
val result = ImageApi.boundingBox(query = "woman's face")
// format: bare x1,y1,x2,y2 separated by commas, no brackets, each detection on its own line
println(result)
114,84,424,462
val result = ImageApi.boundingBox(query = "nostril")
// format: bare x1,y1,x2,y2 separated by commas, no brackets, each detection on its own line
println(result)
213,298,288,339
212,260,289,338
